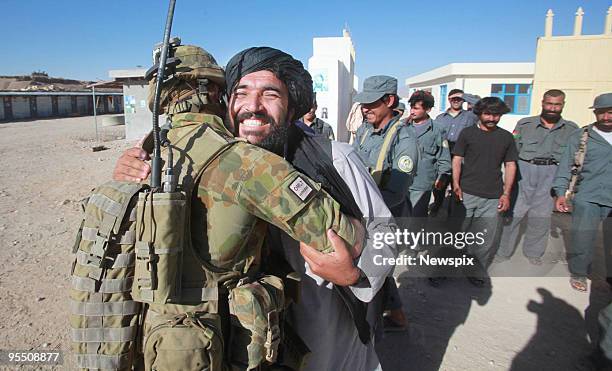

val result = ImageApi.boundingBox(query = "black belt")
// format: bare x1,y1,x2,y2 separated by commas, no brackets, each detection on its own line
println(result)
521,158,558,166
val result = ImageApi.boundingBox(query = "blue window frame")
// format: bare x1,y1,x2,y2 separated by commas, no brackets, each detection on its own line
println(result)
491,83,532,115
439,84,447,111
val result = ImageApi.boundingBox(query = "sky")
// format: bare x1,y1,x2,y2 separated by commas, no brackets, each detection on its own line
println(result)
1,0,610,89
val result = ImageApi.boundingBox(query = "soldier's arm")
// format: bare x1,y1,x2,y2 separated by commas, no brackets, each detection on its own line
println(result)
552,131,580,197
352,125,363,151
203,143,357,254
379,130,418,208
512,121,523,153
435,128,452,180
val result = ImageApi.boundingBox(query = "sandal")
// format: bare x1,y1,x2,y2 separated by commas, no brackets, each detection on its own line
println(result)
570,276,588,292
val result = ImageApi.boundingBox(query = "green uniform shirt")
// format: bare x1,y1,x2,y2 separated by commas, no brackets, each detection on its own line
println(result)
552,124,612,207
513,115,578,162
352,113,418,215
170,113,357,272
407,118,451,192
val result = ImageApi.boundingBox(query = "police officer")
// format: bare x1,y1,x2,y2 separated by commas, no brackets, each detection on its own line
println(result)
405,90,451,218
430,89,479,215
352,75,419,330
353,75,418,218
553,92,612,292
302,93,335,140
394,102,406,118
496,90,578,265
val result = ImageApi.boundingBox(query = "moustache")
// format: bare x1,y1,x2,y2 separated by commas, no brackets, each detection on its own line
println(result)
235,111,275,125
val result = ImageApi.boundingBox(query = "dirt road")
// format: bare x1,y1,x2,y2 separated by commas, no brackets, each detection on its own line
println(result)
0,116,608,370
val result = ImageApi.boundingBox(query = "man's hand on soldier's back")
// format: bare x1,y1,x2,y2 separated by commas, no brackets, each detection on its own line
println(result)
113,139,151,182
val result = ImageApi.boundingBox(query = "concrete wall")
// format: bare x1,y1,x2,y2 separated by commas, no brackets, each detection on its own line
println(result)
531,35,612,126
308,33,355,142
0,94,122,122
58,96,72,115
11,97,30,119
76,96,88,115
123,82,159,141
36,96,53,117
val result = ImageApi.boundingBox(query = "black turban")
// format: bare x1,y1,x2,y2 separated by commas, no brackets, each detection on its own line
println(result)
225,47,313,121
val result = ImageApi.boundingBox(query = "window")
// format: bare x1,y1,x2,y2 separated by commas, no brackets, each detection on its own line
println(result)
491,83,531,114
439,84,447,111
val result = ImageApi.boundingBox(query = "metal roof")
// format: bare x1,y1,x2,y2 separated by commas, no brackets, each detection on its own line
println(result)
0,91,122,96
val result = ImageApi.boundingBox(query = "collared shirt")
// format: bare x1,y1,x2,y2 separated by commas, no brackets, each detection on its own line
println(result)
553,123,612,207
307,117,335,140
353,113,418,215
407,118,451,192
513,115,579,162
435,109,479,142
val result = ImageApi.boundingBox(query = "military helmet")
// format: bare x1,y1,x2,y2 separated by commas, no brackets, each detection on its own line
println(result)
147,40,226,114
170,45,225,88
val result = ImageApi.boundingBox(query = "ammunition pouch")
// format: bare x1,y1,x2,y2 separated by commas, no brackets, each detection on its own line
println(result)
228,275,285,370
132,190,187,304
142,310,224,371
69,181,147,370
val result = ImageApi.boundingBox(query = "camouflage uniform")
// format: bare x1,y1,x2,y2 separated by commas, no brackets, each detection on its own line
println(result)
184,111,357,269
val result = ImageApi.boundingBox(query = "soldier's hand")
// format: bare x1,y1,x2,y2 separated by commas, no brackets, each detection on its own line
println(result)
452,184,463,201
555,196,570,213
498,194,510,212
112,137,151,182
300,229,361,286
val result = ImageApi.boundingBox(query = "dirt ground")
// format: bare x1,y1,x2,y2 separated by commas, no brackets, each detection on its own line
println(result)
0,116,609,370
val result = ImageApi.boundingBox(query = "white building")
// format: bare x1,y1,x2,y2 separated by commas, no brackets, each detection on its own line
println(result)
405,63,535,131
308,30,356,142
109,68,153,141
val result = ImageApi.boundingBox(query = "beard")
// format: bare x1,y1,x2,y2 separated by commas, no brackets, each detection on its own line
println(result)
541,110,561,123
595,120,612,132
231,111,289,155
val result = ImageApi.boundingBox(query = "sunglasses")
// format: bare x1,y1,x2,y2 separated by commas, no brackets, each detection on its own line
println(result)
449,97,464,102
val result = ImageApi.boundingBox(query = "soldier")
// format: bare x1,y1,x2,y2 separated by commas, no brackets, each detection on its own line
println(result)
405,90,451,218
553,92,612,292
394,102,406,118
451,97,518,286
430,89,479,216
463,93,481,111
496,90,578,265
75,43,365,371
302,93,335,140
114,46,397,370
352,75,419,330
352,75,418,217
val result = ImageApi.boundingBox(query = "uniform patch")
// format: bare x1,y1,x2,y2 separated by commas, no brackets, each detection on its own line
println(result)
289,177,313,201
442,140,449,148
398,156,414,173
512,130,521,140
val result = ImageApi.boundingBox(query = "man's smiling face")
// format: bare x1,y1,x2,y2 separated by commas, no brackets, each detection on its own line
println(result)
228,70,293,153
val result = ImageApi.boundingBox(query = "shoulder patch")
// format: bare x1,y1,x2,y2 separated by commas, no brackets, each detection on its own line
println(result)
512,130,521,140
397,155,414,173
289,176,314,201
